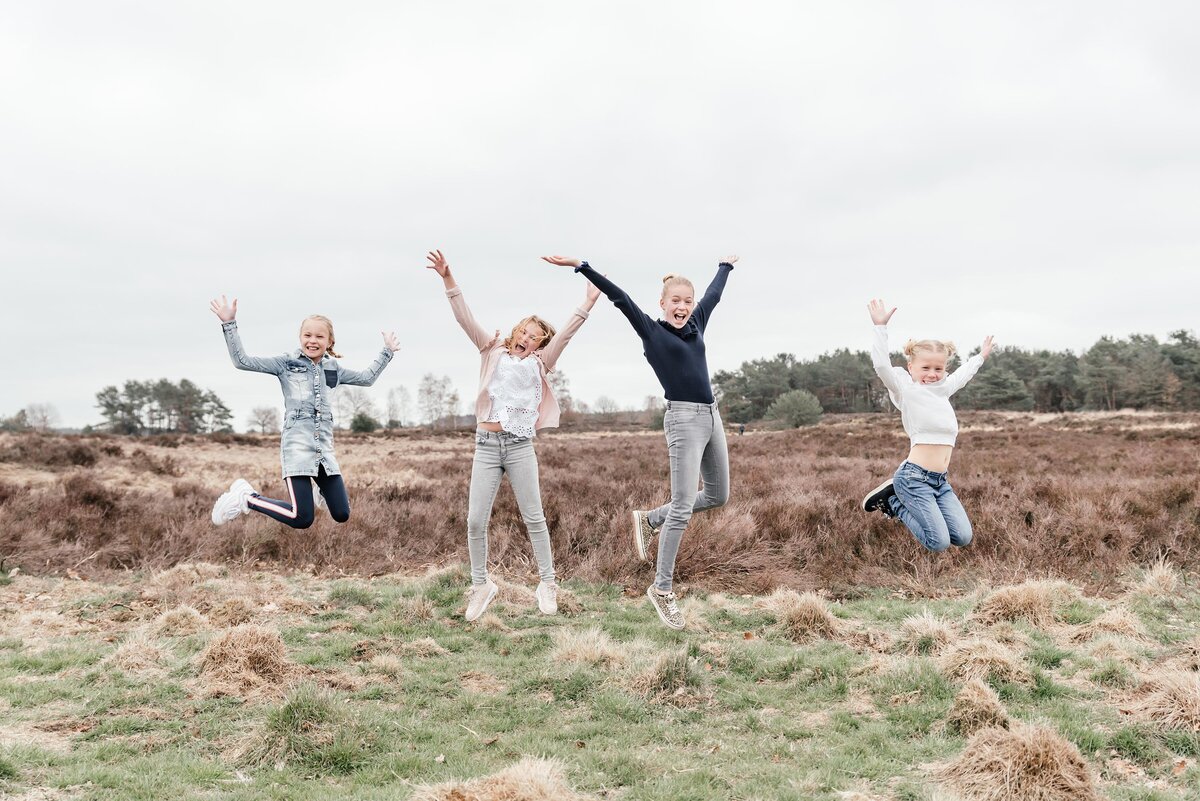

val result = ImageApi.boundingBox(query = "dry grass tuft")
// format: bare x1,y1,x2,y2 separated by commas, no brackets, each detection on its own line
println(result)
932,723,1103,801
150,562,226,593
1176,636,1200,672
108,632,169,673
209,596,255,627
408,756,592,801
1070,607,1148,643
398,637,449,658
938,638,1031,685
493,576,537,607
1125,670,1200,731
460,670,506,695
1125,555,1182,599
1085,636,1142,666
550,627,626,667
945,678,1010,737
367,654,404,678
897,610,957,655
629,649,709,706
766,590,845,643
397,595,436,623
154,605,207,636
198,624,293,697
554,585,584,616
974,581,1076,627
475,613,510,632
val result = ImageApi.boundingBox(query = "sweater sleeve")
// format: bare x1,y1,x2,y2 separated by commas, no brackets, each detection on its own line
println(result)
337,348,395,387
871,325,909,400
221,321,288,375
446,286,497,353
575,262,656,339
943,354,985,396
538,305,590,373
692,262,734,332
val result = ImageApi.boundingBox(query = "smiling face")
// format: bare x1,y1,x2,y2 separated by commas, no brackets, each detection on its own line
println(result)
299,318,333,362
505,316,552,359
907,350,948,384
660,280,695,329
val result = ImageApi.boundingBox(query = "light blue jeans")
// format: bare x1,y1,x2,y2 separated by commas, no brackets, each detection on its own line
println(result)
646,401,730,591
467,429,555,586
888,461,973,552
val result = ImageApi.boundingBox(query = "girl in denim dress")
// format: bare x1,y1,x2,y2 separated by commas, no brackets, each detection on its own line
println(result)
425,250,599,622
208,295,398,529
861,298,994,551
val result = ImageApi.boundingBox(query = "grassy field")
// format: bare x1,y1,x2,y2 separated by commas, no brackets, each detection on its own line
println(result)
1,561,1198,800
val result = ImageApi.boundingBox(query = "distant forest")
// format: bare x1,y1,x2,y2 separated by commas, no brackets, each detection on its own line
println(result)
713,330,1200,423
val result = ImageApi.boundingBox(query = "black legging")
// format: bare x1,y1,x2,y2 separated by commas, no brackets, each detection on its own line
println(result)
247,465,350,529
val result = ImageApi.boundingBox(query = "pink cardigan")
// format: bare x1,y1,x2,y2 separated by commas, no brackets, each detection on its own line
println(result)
447,287,589,431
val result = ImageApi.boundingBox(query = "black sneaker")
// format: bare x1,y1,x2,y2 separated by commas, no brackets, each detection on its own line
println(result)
862,480,897,518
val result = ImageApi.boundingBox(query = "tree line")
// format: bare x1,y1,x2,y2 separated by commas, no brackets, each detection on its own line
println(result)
714,330,1200,422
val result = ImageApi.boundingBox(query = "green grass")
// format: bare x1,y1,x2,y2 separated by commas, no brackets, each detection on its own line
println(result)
0,570,1197,800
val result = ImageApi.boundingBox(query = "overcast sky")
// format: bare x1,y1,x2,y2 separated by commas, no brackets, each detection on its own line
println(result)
5,1,1199,429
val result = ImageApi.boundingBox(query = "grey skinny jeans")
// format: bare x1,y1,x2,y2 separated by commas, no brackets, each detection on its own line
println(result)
467,429,555,586
646,401,730,591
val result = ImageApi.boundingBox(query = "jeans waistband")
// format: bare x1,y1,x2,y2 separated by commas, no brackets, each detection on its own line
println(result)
898,460,947,480
475,427,530,443
664,400,718,413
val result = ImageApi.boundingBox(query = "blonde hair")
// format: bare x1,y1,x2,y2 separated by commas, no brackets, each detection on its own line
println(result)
301,315,342,358
503,315,556,353
903,338,956,362
661,273,694,298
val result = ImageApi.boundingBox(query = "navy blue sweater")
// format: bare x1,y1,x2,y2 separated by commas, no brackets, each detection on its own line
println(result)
576,262,734,404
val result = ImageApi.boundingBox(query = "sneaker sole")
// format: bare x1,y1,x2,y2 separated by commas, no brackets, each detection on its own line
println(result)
210,493,237,526
645,586,685,630
862,480,894,513
465,583,498,623
632,511,648,561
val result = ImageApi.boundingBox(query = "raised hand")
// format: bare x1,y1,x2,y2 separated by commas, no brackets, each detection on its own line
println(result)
980,335,995,360
541,255,582,268
867,298,896,326
382,331,400,352
722,255,739,264
210,295,237,322
426,249,451,278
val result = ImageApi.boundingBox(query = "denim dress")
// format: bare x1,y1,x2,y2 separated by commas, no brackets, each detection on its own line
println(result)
221,321,393,478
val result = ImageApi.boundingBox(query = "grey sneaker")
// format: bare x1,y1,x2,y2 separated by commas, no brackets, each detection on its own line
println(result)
862,480,897,518
632,510,660,562
646,586,685,630
535,581,558,615
465,579,498,622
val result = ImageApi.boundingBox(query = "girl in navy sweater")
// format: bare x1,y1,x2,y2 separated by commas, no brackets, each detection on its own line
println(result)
543,255,737,630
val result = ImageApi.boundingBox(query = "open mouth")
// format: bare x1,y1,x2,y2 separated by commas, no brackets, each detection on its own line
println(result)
514,343,527,355
673,311,688,323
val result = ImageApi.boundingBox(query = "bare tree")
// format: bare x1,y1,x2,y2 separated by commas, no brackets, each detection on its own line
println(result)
24,403,59,432
334,387,379,429
418,374,458,428
548,370,574,416
386,385,411,428
594,395,619,416
247,406,281,434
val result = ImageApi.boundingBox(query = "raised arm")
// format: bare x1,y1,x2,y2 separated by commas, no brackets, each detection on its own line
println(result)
867,299,909,398
427,250,496,353
692,256,737,331
337,332,398,387
542,255,656,339
538,280,601,372
210,295,287,375
943,336,993,395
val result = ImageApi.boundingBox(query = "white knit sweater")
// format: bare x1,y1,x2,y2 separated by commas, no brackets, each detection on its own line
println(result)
871,325,984,447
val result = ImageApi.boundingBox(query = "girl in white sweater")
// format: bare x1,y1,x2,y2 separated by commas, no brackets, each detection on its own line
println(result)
861,299,994,551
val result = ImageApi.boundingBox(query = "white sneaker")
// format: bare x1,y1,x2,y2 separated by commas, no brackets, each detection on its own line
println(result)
464,579,498,622
211,479,255,526
535,581,558,615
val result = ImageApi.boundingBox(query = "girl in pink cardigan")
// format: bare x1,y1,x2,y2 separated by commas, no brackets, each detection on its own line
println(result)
426,250,600,621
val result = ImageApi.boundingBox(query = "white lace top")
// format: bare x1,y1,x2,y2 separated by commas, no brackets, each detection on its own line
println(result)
484,353,543,438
